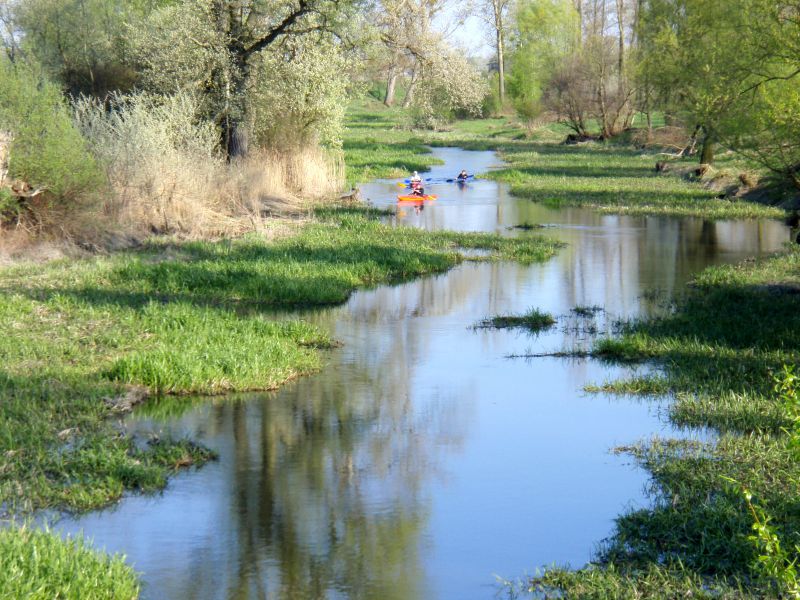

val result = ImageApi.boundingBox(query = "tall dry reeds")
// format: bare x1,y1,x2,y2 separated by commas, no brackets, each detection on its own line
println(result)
73,92,344,239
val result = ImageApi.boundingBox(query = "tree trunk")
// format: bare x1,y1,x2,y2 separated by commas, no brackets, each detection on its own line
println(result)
384,68,398,106
616,0,625,96
403,68,418,108
493,0,505,105
496,27,505,105
700,127,715,164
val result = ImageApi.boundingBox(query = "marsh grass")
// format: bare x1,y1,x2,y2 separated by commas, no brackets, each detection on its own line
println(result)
572,305,603,317
475,308,556,332
0,525,139,599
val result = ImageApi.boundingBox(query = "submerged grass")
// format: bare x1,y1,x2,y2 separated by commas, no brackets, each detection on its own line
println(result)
0,525,139,599
530,248,800,597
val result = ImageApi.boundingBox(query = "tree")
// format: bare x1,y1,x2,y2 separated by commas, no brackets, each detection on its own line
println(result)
507,0,578,123
467,0,514,105
373,0,452,108
12,0,162,96
715,0,800,185
637,0,758,164
130,0,357,157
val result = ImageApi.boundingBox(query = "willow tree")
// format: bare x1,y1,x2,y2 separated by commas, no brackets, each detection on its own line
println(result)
131,0,357,157
715,0,800,186
637,0,760,164
507,0,579,123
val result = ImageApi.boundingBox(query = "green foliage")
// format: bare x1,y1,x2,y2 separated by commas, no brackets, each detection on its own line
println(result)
507,0,578,121
409,48,489,128
13,0,154,96
0,526,140,599
251,36,349,148
740,485,800,598
0,59,103,200
638,0,800,180
0,186,18,219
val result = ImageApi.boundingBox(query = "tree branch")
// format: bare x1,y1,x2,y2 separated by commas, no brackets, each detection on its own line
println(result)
242,0,328,60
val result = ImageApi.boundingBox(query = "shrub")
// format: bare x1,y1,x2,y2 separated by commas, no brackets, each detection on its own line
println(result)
0,59,102,203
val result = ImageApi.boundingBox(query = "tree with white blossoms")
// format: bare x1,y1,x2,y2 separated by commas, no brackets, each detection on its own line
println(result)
248,37,349,148
128,0,358,157
409,46,488,128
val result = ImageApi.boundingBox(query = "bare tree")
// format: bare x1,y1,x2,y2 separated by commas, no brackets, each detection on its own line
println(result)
466,0,513,105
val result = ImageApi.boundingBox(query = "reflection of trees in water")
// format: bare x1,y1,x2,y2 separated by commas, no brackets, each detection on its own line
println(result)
171,301,476,600
509,201,787,318
147,209,787,599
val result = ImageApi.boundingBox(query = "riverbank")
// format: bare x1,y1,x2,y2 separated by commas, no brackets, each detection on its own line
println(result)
345,99,787,220
521,248,800,597
0,206,561,593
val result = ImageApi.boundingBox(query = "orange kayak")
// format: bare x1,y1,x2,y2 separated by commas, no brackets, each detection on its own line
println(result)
397,194,437,202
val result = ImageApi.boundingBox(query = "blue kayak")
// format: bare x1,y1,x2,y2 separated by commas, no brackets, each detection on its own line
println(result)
402,175,474,185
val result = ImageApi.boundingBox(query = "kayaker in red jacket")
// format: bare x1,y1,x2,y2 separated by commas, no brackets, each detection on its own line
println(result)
409,171,425,196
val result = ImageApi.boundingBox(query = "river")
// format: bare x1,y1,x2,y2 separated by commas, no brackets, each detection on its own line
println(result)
53,147,789,599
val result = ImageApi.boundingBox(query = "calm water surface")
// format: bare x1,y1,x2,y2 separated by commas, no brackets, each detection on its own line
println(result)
55,148,789,599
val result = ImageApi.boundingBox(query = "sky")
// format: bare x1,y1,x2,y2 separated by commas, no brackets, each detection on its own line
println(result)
435,5,494,61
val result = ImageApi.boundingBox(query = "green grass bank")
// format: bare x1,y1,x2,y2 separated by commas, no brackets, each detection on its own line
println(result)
519,248,800,597
0,208,561,514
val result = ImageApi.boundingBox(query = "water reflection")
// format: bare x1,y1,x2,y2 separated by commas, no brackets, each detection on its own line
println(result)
54,148,790,600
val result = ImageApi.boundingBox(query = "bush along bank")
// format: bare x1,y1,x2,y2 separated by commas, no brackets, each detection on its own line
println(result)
522,248,800,598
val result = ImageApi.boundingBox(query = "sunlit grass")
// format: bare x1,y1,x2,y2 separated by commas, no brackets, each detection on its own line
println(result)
0,526,139,599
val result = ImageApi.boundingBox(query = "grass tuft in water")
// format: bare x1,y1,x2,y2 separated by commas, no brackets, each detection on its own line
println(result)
475,308,557,332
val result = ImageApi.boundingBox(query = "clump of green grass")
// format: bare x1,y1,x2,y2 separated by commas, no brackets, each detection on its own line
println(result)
0,526,139,599
523,562,751,599
474,308,556,332
507,222,545,231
